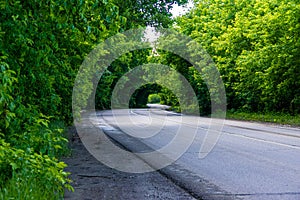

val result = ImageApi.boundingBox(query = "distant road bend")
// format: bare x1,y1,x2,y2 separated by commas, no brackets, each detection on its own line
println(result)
95,108,300,200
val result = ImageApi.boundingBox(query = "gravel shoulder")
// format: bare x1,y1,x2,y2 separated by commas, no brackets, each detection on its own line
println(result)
63,127,196,200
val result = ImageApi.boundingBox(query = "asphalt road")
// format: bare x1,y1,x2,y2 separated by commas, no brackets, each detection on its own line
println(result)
97,108,300,200
64,127,196,200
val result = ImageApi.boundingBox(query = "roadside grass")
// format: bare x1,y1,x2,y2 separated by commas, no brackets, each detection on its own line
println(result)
226,110,300,127
0,120,73,200
0,177,63,200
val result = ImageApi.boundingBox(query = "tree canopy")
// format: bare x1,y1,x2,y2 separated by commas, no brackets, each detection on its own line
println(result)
0,0,184,198
175,0,300,114
1,0,299,198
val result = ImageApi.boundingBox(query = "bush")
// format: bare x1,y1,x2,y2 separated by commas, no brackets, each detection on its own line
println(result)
0,63,72,198
0,139,73,199
148,94,161,104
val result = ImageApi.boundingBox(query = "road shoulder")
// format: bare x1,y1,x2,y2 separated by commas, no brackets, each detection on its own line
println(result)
63,126,196,200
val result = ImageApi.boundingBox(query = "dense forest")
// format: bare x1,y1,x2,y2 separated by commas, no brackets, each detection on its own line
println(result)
96,0,300,116
0,0,299,198
177,0,300,115
0,0,187,198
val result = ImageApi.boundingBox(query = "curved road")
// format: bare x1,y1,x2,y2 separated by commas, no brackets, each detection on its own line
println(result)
96,109,300,200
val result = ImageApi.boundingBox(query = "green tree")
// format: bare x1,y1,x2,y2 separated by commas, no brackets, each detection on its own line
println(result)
1,0,187,198
94,0,190,110
176,0,300,114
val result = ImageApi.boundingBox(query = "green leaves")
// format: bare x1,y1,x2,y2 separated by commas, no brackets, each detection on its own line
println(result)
0,139,72,199
0,0,191,198
176,0,300,114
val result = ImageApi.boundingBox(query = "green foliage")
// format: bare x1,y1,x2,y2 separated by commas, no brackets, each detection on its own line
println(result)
159,89,181,113
0,139,72,199
175,0,300,115
0,0,125,124
113,0,188,28
129,84,163,108
1,0,187,198
95,49,152,110
149,29,220,116
92,0,189,110
0,62,71,198
227,111,300,126
148,94,161,103
0,0,125,197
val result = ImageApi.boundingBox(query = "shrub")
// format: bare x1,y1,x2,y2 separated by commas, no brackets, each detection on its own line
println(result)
148,94,161,104
0,139,73,199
